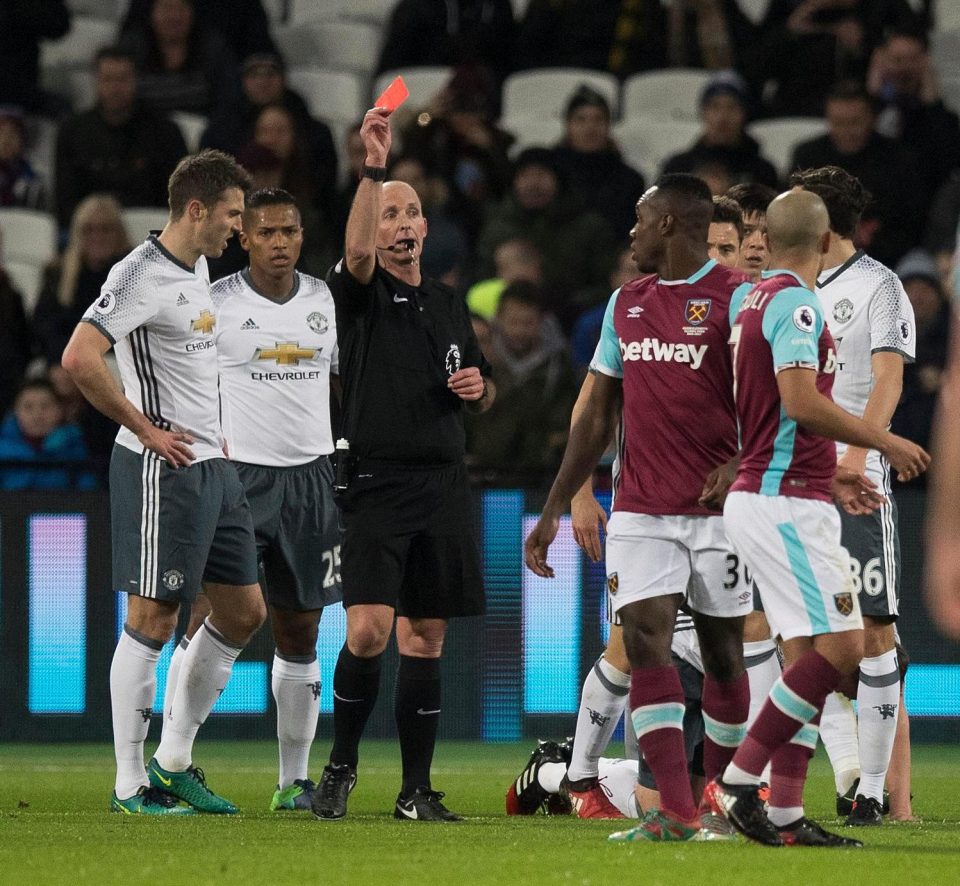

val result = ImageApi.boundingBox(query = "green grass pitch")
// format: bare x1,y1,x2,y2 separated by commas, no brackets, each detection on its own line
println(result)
1,741,959,885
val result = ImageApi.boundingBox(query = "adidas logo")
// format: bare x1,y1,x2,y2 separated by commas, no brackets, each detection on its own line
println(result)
176,293,189,306
240,318,259,330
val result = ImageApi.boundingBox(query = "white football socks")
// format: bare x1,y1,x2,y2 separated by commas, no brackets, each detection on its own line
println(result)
154,619,242,772
820,691,860,794
272,652,321,789
160,636,188,743
857,649,900,801
744,639,780,728
111,627,162,799
566,657,630,782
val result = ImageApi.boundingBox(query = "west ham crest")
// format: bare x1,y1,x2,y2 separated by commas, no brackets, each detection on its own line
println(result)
685,299,711,326
834,592,854,616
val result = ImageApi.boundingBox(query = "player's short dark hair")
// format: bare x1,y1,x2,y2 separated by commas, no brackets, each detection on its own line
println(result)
653,173,714,235
498,280,544,313
711,195,744,241
94,45,136,68
725,183,777,218
789,166,871,238
168,149,251,219
245,187,298,213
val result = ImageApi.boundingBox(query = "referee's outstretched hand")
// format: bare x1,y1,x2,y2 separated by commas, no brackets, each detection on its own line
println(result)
525,515,559,578
137,424,196,468
361,107,392,167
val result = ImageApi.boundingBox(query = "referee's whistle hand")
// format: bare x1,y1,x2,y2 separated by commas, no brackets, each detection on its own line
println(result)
448,367,485,401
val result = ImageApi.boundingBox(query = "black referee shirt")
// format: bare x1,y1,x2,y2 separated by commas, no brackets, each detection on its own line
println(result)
329,260,492,466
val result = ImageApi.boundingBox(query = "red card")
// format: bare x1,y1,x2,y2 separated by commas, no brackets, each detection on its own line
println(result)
375,76,410,114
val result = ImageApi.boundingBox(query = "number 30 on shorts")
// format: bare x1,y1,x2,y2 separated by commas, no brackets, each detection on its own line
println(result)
724,553,751,590
322,545,341,589
848,556,884,596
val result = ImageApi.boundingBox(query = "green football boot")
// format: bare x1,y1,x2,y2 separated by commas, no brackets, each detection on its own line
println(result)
270,778,317,811
110,785,195,816
147,758,238,814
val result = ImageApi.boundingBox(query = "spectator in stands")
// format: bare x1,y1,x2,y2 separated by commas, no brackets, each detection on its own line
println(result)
476,147,618,328
377,0,517,100
0,231,33,419
0,1,70,116
0,377,96,491
925,171,960,283
745,0,916,117
553,85,645,237
47,362,117,482
201,52,338,214
569,246,636,376
237,105,335,275
121,0,276,63
120,0,240,116
868,24,960,206
517,0,669,76
665,0,758,70
332,122,365,243
465,281,577,481
790,81,923,266
0,108,44,209
55,47,186,232
33,195,132,365
401,65,514,239
467,236,543,320
662,70,779,189
891,248,951,486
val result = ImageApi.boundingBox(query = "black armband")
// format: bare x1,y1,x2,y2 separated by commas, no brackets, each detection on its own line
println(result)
361,164,387,182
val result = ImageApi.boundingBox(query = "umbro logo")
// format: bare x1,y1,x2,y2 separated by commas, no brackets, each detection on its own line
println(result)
627,305,644,318
240,318,259,330
176,293,189,306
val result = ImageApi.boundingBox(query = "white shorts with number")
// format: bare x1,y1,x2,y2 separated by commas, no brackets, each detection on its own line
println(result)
604,512,754,619
723,491,863,641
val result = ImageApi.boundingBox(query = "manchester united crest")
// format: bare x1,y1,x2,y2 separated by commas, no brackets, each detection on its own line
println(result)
607,572,619,596
685,298,711,326
834,592,854,616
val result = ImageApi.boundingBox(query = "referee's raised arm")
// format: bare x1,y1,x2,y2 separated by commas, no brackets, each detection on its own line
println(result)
344,107,392,285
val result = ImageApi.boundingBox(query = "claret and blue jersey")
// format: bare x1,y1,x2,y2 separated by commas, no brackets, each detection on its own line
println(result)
728,270,838,502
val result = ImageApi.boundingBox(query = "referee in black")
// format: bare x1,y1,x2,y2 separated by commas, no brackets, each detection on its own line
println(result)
312,106,495,822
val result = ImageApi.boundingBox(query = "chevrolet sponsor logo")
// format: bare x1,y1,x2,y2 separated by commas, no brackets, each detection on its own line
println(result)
191,310,216,334
254,342,319,366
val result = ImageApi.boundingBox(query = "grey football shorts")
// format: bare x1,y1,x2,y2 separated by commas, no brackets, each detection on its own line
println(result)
235,457,342,611
110,444,258,603
838,497,901,621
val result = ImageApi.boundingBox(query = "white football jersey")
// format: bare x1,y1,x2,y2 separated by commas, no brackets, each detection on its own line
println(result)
212,269,338,466
817,251,916,489
82,236,224,461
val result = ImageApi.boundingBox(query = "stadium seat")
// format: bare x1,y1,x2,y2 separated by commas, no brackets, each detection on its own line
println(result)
66,0,125,16
737,0,767,24
621,69,714,122
937,5,960,30
501,114,563,156
286,67,365,126
612,116,701,183
40,17,115,71
941,76,960,114
121,207,169,244
169,112,208,153
373,67,453,112
4,260,44,315
68,69,98,112
747,117,828,178
260,0,288,25
932,29,960,81
272,20,382,75
502,69,620,122
0,209,57,267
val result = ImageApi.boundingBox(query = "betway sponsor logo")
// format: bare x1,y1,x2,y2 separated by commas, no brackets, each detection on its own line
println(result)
619,337,708,370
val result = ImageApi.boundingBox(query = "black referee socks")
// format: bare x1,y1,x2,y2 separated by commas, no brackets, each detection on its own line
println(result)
395,655,442,798
329,645,382,770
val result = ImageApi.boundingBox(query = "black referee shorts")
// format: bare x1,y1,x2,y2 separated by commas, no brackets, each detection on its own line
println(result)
336,460,484,619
